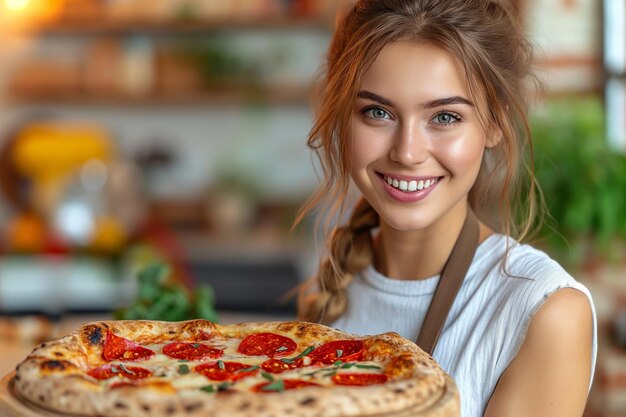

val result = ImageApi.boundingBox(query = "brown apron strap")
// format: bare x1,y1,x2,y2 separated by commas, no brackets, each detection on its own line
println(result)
416,209,480,355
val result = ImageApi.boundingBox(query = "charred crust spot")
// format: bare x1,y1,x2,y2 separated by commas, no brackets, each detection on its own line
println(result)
88,327,104,345
53,352,64,357
41,360,68,371
167,330,176,335
165,406,176,415
114,401,127,409
38,395,45,402
394,388,405,394
14,374,20,381
141,404,151,412
238,401,251,411
185,403,203,412
300,397,316,406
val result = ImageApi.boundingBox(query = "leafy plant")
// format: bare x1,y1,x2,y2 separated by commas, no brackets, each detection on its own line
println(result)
115,263,219,323
531,97,626,267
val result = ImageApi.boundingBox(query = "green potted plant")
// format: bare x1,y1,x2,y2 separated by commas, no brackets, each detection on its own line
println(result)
531,97,626,270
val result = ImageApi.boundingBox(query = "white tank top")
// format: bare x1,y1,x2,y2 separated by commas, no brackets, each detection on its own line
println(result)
332,234,597,417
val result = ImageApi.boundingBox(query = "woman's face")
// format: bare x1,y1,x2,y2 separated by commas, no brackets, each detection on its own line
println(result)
349,41,490,232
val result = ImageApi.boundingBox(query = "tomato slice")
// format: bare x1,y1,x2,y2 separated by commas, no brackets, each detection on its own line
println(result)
237,333,297,357
308,340,364,364
332,373,388,386
260,357,308,374
252,379,320,393
87,364,151,381
162,342,224,361
102,332,154,362
195,361,259,381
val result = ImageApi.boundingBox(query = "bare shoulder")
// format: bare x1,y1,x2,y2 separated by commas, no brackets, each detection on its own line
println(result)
484,288,594,417
531,288,593,336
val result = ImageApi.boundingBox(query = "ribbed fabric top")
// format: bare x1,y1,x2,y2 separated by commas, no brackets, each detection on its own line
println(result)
332,234,597,417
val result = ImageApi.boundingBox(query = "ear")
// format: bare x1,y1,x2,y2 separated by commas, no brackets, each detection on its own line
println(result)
485,125,503,149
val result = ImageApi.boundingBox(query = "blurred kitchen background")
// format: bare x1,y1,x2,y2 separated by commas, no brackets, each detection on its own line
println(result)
0,0,624,415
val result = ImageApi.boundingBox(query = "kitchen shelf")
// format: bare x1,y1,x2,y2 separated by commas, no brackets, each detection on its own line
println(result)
30,16,332,36
7,86,313,107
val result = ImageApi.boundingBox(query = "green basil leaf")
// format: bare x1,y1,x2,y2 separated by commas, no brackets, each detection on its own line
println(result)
261,380,285,392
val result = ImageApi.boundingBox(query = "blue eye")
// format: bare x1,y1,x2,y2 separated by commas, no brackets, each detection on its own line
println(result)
363,107,392,120
432,111,461,125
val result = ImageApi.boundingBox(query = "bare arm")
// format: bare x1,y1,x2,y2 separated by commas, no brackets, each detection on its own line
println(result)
483,288,594,417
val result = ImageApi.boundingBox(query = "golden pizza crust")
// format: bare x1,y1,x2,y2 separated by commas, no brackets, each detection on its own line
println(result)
14,320,446,417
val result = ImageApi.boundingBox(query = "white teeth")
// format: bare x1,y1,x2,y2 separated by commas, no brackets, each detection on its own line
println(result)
384,176,439,193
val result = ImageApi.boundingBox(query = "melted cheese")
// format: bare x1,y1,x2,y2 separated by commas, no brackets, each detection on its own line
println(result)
95,336,389,393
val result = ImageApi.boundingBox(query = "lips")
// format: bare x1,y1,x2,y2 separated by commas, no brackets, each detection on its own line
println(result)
376,173,442,203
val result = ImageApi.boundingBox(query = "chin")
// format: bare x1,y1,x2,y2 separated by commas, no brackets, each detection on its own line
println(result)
377,209,436,232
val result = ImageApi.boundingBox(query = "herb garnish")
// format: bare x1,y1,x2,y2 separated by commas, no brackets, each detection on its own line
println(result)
276,346,288,352
280,346,315,364
192,343,201,348
117,363,135,375
178,364,190,375
302,361,382,378
236,365,260,373
261,371,274,381
261,380,285,392
217,360,225,370
354,364,382,370
336,349,343,358
200,382,232,393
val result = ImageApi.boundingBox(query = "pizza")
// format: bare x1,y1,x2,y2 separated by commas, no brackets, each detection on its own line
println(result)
13,320,449,417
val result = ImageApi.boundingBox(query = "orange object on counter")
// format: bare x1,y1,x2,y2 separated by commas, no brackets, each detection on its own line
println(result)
5,212,46,253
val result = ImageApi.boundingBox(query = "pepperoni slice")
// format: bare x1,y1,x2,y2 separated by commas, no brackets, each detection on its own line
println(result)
162,342,224,361
332,373,388,386
87,364,152,381
308,340,364,364
102,332,154,362
237,333,297,357
195,361,259,382
260,357,308,374
252,379,320,393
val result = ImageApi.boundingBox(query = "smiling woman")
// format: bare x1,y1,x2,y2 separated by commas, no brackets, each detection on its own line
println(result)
294,1,598,417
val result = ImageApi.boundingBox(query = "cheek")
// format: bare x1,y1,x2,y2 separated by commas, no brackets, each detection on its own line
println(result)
440,132,486,175
348,121,390,172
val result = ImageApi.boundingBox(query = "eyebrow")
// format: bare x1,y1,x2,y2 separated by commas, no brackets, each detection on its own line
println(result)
357,90,474,108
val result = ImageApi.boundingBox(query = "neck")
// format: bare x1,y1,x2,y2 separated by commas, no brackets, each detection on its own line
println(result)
374,203,485,280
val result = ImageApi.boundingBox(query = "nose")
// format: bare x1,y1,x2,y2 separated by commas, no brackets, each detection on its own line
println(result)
388,121,429,165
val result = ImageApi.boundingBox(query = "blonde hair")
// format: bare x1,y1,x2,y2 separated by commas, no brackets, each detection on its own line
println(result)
296,0,542,324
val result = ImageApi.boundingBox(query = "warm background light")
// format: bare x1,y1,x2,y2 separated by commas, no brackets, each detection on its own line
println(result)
5,0,31,12
0,0,62,30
